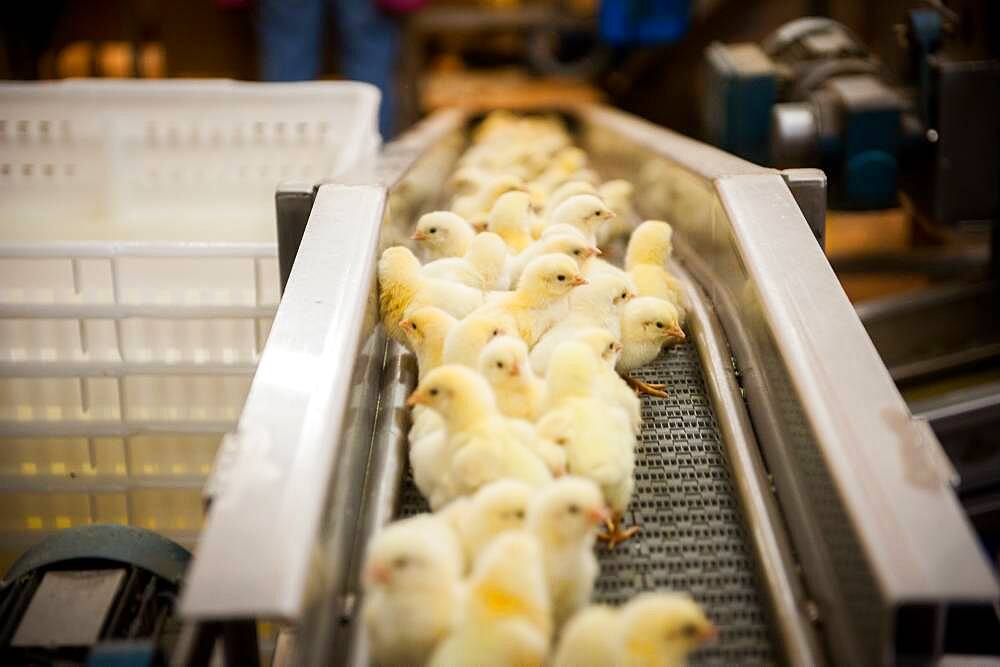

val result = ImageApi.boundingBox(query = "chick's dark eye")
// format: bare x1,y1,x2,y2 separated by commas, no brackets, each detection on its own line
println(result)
429,388,439,396
573,249,581,256
394,557,409,569
557,275,566,281
656,322,664,328
680,624,698,638
496,361,504,369
429,228,437,234
568,503,580,514
515,510,525,519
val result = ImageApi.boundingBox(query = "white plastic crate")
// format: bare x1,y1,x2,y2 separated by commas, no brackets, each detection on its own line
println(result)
0,79,380,570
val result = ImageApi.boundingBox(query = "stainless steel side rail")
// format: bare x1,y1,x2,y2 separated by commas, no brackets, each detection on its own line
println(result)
177,110,466,649
578,104,999,665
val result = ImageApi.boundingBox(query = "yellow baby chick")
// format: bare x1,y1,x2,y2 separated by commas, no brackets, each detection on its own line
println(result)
533,146,590,193
442,309,514,368
508,418,568,478
527,476,608,629
412,210,476,260
407,365,553,505
479,335,547,422
448,165,493,196
508,233,599,287
487,190,535,253
543,194,617,245
451,173,525,221
618,296,685,397
421,231,510,291
378,246,484,343
439,478,535,572
572,327,642,434
408,411,450,510
530,271,635,375
544,180,599,220
625,220,687,323
596,179,638,247
480,253,588,346
399,306,457,380
540,341,637,548
553,592,717,667
428,532,552,667
362,514,463,667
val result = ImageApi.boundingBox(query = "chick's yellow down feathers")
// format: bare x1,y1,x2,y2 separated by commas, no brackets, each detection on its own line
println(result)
479,335,547,421
412,210,475,259
421,231,510,290
527,476,607,629
428,532,552,667
625,220,687,322
407,365,553,506
488,190,535,253
361,514,463,666
378,246,483,343
399,306,457,380
474,253,587,346
439,478,536,572
553,592,717,667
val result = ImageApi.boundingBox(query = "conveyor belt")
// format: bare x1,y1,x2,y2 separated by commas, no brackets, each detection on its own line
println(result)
396,341,775,664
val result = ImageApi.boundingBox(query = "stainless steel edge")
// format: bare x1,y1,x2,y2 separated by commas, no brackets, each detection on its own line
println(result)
579,104,774,180
673,259,826,666
576,105,998,664
342,341,416,667
179,183,389,620
179,109,466,623
709,174,997,664
715,172,993,599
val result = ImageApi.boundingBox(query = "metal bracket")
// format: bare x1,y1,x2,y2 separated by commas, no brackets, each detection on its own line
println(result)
782,168,828,248
275,181,319,295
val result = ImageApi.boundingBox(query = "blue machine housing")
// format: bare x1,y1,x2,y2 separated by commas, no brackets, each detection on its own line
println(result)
599,0,690,46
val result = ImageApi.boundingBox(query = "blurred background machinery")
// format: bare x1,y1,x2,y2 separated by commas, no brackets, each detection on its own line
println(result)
704,4,1000,218
0,525,190,665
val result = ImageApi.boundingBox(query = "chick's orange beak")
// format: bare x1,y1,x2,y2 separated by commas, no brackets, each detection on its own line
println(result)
667,325,686,341
589,247,602,257
613,341,623,352
570,275,588,286
406,389,426,407
586,506,611,524
398,318,411,330
509,362,521,377
698,623,719,643
411,230,428,241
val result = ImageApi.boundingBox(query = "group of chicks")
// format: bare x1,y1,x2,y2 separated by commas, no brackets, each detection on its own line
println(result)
365,111,715,666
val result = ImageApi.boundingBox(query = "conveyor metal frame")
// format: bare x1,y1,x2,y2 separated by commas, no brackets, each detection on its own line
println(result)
178,106,998,665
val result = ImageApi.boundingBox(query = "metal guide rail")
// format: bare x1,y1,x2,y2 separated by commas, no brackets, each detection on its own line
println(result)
177,107,998,667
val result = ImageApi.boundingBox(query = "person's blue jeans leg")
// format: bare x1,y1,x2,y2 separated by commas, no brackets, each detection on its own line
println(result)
258,0,328,81
331,0,400,138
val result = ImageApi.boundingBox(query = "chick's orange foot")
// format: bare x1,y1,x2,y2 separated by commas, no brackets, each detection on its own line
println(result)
625,375,669,398
598,515,640,549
